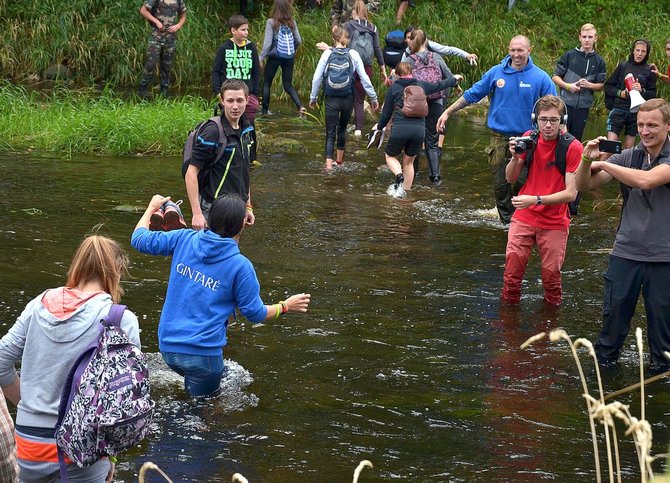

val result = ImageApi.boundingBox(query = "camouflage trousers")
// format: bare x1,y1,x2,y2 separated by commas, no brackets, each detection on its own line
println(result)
139,31,177,89
484,131,527,224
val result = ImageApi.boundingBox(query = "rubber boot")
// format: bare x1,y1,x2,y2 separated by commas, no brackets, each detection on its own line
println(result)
413,150,421,177
427,149,442,186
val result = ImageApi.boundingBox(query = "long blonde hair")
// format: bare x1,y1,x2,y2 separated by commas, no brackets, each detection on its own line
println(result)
66,235,128,303
352,0,369,21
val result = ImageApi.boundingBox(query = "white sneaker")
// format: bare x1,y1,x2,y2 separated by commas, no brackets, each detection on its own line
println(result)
354,130,362,137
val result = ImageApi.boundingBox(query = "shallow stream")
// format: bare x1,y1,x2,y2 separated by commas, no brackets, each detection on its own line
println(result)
1,109,668,482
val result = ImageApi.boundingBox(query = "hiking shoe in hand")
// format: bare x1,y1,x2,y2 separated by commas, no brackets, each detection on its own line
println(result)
149,206,165,231
354,130,362,137
164,200,187,231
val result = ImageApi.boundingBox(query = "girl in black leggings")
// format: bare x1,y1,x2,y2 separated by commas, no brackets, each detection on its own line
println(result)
309,26,379,171
259,0,305,115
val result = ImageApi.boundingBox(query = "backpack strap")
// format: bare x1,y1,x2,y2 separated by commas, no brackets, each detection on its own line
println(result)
103,303,127,328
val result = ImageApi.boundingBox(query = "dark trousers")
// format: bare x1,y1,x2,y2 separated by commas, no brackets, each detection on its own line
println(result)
486,131,526,224
566,106,590,141
424,100,443,151
352,64,373,130
262,57,302,112
595,255,670,371
324,95,354,159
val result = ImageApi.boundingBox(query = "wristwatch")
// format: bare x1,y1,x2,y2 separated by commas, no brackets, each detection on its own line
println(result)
536,195,542,205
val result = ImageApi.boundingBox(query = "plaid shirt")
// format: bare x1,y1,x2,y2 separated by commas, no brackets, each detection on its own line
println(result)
0,389,18,482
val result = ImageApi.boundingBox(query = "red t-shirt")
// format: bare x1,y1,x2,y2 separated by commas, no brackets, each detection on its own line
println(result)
513,132,583,230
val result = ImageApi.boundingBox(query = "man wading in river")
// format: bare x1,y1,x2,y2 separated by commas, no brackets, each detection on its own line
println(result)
502,95,582,305
577,98,670,373
184,79,255,230
437,35,556,226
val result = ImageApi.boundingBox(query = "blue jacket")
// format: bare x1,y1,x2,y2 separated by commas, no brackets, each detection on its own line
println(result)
463,55,556,137
131,228,267,356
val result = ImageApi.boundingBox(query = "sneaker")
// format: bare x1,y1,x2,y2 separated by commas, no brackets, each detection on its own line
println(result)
430,176,442,187
298,107,307,118
163,200,187,230
149,206,165,231
354,130,362,137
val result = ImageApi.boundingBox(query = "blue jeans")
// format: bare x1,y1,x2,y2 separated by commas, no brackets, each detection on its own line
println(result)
161,352,226,397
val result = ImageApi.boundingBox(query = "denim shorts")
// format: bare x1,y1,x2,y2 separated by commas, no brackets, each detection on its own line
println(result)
161,351,226,397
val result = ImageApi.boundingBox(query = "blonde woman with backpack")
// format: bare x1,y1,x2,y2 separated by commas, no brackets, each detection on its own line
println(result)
309,26,379,172
259,0,305,116
343,1,387,136
0,235,140,482
376,61,462,195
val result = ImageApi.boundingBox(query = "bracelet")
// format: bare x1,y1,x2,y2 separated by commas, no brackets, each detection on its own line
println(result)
280,301,288,314
581,155,593,163
109,456,118,464
246,205,253,212
274,303,281,318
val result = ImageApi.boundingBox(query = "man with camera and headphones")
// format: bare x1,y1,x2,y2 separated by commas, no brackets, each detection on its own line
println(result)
576,98,670,373
501,95,583,305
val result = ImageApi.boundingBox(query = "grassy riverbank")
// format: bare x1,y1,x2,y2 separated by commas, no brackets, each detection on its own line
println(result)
2,0,670,155
2,0,670,98
0,83,211,155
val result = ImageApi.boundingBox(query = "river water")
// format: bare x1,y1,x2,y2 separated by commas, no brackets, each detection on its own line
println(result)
1,110,668,482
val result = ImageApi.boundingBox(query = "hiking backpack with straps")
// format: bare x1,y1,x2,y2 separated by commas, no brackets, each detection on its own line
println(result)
350,28,374,66
182,116,229,178
525,131,582,215
273,24,296,59
410,52,443,101
383,30,406,69
400,84,428,118
55,304,154,480
323,48,355,97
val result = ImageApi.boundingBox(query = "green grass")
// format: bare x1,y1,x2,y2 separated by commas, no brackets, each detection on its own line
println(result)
2,0,670,155
0,83,212,156
2,0,670,102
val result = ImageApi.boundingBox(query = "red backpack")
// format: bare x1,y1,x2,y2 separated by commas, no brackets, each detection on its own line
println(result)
410,52,443,101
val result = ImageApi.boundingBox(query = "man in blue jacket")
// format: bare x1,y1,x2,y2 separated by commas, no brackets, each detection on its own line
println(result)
437,35,556,225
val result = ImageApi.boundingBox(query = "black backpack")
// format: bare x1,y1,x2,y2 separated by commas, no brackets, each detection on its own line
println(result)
525,132,582,216
182,116,228,179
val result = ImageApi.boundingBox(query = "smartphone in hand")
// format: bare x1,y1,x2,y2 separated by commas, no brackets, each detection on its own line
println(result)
599,139,622,154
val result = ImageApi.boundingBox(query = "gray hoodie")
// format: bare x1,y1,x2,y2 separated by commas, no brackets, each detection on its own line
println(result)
0,288,140,428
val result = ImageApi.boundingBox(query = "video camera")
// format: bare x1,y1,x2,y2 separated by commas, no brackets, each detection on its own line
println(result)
512,130,539,155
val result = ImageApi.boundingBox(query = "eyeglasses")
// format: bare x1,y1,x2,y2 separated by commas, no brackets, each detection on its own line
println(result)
537,117,561,125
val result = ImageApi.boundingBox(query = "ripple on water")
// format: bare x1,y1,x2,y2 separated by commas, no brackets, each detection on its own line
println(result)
414,199,505,229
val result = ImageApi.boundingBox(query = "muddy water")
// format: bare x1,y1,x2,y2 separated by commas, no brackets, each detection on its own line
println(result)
1,110,668,482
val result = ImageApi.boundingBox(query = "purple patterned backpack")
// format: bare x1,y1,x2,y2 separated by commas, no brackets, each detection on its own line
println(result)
55,304,154,481
410,52,444,101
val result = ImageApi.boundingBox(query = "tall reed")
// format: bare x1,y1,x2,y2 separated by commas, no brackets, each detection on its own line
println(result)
2,0,670,108
522,327,664,482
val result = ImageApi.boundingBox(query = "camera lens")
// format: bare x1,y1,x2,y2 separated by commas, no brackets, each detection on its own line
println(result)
514,141,527,154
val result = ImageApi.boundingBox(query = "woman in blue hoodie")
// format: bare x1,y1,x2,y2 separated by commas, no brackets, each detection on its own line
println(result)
132,194,311,398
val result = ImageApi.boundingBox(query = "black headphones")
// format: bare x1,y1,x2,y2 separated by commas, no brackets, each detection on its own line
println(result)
530,96,568,126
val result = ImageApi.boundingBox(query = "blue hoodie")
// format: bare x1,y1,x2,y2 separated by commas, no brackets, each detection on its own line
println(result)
463,55,556,137
131,228,267,356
